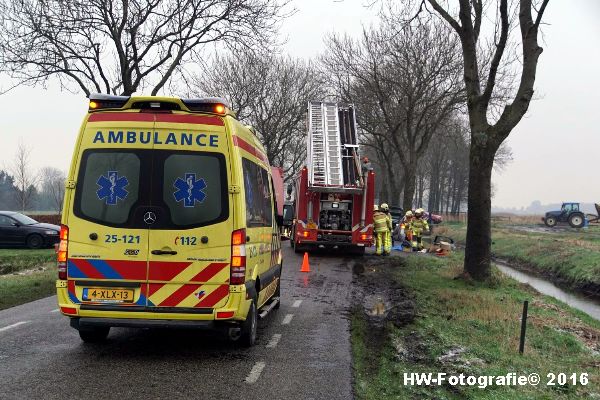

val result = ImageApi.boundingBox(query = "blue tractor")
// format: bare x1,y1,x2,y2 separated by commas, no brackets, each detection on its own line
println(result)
542,202,586,228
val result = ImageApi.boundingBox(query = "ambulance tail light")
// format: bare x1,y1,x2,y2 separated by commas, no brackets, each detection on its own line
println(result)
230,229,246,285
57,225,69,280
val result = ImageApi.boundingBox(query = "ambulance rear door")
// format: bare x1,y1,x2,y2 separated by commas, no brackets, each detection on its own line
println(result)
145,114,233,312
66,112,154,309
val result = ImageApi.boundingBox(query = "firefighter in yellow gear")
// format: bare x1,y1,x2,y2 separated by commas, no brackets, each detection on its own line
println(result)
378,203,393,255
372,205,379,249
401,210,413,244
373,205,385,255
410,208,429,250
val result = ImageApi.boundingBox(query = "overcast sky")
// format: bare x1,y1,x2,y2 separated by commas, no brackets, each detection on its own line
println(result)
0,0,598,209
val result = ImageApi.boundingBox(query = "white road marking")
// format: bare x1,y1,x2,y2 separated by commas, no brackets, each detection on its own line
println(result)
292,300,302,308
0,321,30,332
282,313,294,325
245,361,266,384
50,309,60,313
266,333,282,348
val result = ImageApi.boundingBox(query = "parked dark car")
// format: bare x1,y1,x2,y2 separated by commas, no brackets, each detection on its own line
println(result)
389,206,404,229
0,211,60,249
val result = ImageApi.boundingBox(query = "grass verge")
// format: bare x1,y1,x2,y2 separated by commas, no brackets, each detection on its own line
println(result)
0,248,56,275
352,252,600,399
0,264,56,310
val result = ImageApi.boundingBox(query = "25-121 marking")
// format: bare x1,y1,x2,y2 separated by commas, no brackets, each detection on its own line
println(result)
105,234,140,244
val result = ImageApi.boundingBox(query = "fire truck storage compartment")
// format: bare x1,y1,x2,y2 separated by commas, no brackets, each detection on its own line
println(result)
319,199,352,231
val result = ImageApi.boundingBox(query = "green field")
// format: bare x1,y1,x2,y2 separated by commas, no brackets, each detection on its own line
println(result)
0,248,57,310
352,253,600,399
0,248,56,275
436,223,600,292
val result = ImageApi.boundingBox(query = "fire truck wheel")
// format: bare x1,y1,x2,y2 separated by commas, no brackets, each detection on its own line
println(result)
351,247,365,256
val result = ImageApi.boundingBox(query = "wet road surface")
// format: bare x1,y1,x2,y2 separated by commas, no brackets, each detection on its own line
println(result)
0,245,355,399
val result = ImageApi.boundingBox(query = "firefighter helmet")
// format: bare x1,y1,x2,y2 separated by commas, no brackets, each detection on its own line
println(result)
380,203,389,212
415,208,424,217
373,205,379,211
405,210,413,217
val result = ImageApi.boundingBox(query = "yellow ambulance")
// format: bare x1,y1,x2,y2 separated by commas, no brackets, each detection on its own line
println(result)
56,94,282,346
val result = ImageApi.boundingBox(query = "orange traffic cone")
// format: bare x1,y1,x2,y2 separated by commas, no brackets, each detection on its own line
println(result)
300,252,311,272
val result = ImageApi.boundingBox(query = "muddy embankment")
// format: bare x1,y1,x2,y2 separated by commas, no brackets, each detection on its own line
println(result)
350,256,416,368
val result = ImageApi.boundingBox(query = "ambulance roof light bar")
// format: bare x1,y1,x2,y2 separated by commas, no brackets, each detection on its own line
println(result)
88,93,130,110
182,97,231,115
87,93,232,116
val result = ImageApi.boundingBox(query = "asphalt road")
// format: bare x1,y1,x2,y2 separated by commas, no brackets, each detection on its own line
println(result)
0,244,355,400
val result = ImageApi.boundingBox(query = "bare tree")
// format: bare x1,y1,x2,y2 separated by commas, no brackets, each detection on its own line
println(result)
409,0,550,280
192,51,326,179
322,17,464,210
8,141,38,211
0,0,291,96
40,167,66,213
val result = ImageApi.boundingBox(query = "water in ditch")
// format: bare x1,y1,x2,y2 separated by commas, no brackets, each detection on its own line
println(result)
495,261,600,321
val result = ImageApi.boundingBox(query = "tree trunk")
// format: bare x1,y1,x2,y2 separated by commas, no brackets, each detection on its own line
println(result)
385,163,399,205
402,161,417,211
464,142,495,280
380,181,389,205
417,174,425,207
428,172,438,212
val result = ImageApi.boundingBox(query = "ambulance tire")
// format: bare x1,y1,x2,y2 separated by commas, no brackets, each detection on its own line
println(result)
78,327,110,343
273,266,282,310
240,296,258,347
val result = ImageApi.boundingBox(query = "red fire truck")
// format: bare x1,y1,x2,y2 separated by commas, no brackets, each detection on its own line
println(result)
290,102,375,255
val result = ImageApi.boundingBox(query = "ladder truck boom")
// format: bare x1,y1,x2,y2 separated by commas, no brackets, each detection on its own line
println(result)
292,101,375,255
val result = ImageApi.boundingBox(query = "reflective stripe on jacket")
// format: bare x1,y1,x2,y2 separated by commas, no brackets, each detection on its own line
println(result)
410,218,429,233
373,211,389,232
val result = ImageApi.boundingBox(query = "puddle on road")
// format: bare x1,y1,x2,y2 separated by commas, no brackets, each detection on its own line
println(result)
496,261,600,321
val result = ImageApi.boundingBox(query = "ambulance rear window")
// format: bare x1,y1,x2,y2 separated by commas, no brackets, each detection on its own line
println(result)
74,149,228,229
77,151,140,225
162,153,226,226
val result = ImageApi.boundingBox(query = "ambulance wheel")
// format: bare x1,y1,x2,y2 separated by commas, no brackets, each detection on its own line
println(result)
240,297,258,347
273,268,281,310
26,234,43,249
79,327,110,343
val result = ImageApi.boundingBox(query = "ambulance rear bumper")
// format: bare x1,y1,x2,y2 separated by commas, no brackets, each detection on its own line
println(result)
71,317,233,331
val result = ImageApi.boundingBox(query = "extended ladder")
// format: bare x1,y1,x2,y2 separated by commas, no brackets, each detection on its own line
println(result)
307,101,343,186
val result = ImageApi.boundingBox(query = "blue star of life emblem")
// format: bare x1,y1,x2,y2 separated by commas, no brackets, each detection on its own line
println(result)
96,171,129,205
173,173,207,207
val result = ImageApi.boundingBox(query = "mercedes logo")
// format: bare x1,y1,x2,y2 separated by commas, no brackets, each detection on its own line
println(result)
143,211,157,225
